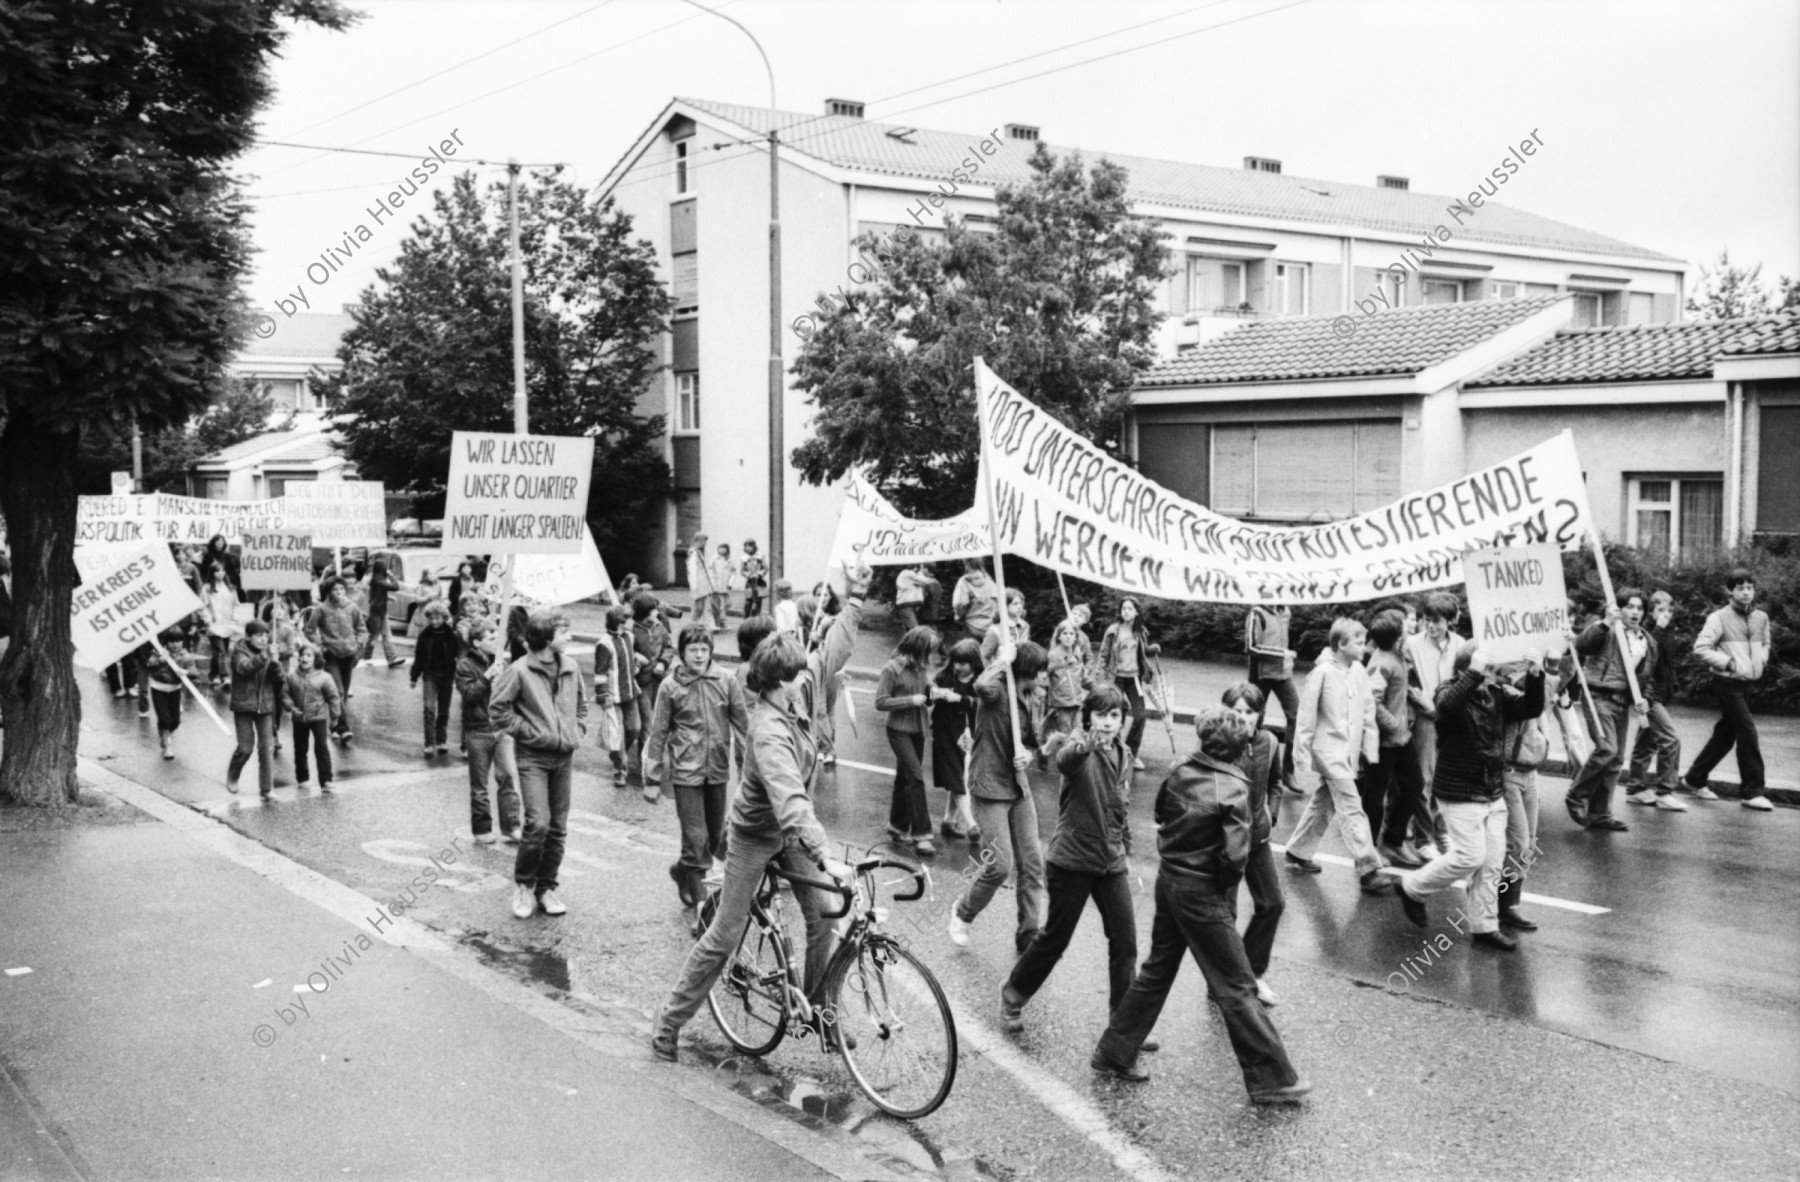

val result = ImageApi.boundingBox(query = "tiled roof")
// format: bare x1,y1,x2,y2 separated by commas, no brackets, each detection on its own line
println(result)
679,99,1680,264
195,428,344,467
1137,295,1567,388
1466,318,1777,387
239,312,354,360
1719,309,1800,356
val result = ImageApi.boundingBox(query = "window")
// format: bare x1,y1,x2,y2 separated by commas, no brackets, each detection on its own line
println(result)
1628,475,1723,561
1491,280,1526,300
674,138,690,194
1376,271,1405,309
197,475,229,501
675,372,699,433
672,252,697,313
1210,421,1402,520
1421,279,1463,304
1185,257,1246,313
1571,291,1603,328
1272,262,1309,317
1627,291,1656,326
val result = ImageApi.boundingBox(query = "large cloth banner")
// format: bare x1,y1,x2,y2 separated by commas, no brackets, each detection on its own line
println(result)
974,358,1593,604
76,494,291,549
827,475,989,567
282,481,388,547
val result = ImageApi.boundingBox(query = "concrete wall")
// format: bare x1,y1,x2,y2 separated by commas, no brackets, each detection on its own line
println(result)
1461,399,1727,541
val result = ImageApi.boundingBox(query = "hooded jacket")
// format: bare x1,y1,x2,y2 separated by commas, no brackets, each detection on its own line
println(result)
730,698,830,861
228,639,283,715
644,661,749,786
1155,752,1252,888
490,649,589,755
282,667,342,724
1694,602,1771,684
455,648,501,733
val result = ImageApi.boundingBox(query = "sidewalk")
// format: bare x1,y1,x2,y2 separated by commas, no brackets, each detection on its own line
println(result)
0,767,885,1182
568,586,1797,805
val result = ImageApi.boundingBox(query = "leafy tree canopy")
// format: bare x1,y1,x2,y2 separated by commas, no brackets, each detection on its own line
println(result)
80,378,292,494
790,146,1169,521
324,171,674,565
1686,248,1800,320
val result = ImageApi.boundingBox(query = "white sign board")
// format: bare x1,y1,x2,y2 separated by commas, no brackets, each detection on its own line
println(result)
282,481,388,547
111,471,133,496
1461,543,1570,662
492,525,615,607
70,544,204,668
241,529,315,591
827,475,990,567
442,431,593,555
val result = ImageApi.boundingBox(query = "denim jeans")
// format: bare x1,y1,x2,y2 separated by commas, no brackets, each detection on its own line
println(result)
363,611,397,663
466,730,520,836
1376,741,1430,849
886,729,931,839
228,711,275,795
419,673,453,747
1006,864,1136,1011
1401,798,1508,934
1253,675,1300,781
1239,840,1285,978
1096,875,1300,1095
658,826,840,1035
1686,678,1764,795
1409,716,1445,846
512,747,572,894
1284,771,1382,876
1568,691,1631,821
1499,768,1540,906
1116,676,1147,755
956,792,1048,953
1627,701,1681,791
322,655,356,735
674,781,727,875
291,717,332,784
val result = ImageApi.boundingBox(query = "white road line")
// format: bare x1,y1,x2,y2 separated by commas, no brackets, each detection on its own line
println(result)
1270,844,1610,916
830,758,894,779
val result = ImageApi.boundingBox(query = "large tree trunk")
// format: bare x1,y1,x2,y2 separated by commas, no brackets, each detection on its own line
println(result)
0,413,83,806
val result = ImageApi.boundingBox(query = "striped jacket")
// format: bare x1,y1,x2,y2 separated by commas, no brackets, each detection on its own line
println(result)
1694,604,1771,684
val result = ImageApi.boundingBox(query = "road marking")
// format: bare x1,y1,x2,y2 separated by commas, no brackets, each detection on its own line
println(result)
1270,844,1610,916
4,967,32,978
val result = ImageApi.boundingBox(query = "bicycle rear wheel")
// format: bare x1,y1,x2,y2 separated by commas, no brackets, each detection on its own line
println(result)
828,937,957,1119
706,909,791,1057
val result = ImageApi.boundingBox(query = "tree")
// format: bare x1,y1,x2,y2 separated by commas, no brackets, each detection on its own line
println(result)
0,0,351,806
80,378,291,494
790,145,1168,523
1686,249,1774,320
323,171,674,570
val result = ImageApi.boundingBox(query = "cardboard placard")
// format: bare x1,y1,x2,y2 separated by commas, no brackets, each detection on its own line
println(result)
442,431,594,555
70,544,204,668
488,525,615,607
282,481,388,547
1461,542,1570,662
241,529,315,591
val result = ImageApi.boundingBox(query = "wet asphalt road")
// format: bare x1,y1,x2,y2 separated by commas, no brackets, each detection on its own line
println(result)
76,651,1800,1181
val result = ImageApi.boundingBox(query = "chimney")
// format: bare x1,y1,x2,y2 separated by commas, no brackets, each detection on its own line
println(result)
1004,123,1040,142
1377,175,1410,190
1243,156,1281,174
825,98,865,119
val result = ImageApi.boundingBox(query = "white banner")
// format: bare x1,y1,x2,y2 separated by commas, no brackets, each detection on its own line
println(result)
827,475,990,567
1462,543,1571,661
70,544,204,668
975,358,1593,604
241,529,316,591
443,431,594,555
282,481,388,547
486,525,615,607
76,494,292,549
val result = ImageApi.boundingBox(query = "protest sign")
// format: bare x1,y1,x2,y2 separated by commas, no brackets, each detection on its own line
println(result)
1461,543,1570,662
150,494,290,544
442,431,594,555
827,475,990,567
974,358,1595,605
70,544,203,669
241,529,315,591
489,525,615,606
76,495,159,549
281,481,388,547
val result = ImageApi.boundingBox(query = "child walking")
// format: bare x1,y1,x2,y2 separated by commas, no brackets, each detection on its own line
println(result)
739,540,768,618
411,600,461,756
226,620,282,798
283,644,341,792
931,638,982,841
1284,618,1391,895
456,622,521,844
1043,618,1093,745
145,631,203,760
875,625,942,856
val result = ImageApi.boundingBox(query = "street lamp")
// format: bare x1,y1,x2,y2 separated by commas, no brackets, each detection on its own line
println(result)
674,0,783,581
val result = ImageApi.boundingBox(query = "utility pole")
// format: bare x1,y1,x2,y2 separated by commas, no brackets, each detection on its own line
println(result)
130,415,143,493
508,158,529,435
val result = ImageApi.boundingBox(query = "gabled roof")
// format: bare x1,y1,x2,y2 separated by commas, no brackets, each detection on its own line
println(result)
238,312,354,361
1465,318,1777,387
193,428,343,469
638,98,1680,265
1138,295,1567,388
1719,309,1800,356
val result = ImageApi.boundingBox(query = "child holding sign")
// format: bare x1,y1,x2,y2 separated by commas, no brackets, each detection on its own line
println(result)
144,631,204,760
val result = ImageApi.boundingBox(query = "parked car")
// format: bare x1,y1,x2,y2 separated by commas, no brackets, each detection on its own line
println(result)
374,548,463,635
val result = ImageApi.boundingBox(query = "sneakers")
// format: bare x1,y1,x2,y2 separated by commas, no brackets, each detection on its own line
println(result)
947,911,972,947
1656,794,1689,811
159,736,173,760
1626,789,1659,806
503,827,522,845
226,776,240,795
1249,1078,1312,1105
320,782,335,795
999,984,1025,1033
423,745,435,757
910,836,938,858
1397,882,1427,928
474,831,497,845
651,1024,679,1063
387,658,409,670
1255,978,1279,1007
1132,756,1146,771
511,884,536,919
1472,930,1519,952
1693,785,1721,801
1743,795,1775,812
538,889,567,916
1089,1052,1149,1082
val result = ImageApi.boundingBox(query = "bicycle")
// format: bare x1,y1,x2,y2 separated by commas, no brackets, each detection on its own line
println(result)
701,843,958,1119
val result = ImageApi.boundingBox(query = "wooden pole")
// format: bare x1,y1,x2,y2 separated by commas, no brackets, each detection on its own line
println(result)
149,633,230,738
973,358,1025,769
1055,570,1072,621
1586,525,1644,707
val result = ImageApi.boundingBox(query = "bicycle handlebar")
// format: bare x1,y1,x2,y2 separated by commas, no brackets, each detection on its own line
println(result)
855,852,929,903
769,864,856,920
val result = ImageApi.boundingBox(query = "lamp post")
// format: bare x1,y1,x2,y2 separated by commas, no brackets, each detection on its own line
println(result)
676,0,783,580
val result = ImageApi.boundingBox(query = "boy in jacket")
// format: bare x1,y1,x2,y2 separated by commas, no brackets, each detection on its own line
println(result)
1496,658,1554,932
305,578,368,742
227,621,283,798
1397,642,1546,950
145,631,204,761
410,600,460,755
456,623,520,845
1001,684,1136,1034
1683,569,1775,812
1565,588,1656,831
1091,707,1309,1104
644,623,750,908
631,593,674,738
282,644,342,792
360,559,406,668
595,606,641,786
1285,618,1390,894
1626,589,1687,811
492,611,589,920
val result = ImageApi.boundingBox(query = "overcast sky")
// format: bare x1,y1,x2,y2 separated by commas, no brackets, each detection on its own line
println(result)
240,0,1800,315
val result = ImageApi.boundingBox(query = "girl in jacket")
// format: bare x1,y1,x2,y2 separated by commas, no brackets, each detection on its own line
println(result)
1223,683,1286,1007
261,597,300,756
304,578,368,742
282,644,342,792
1099,598,1160,771
644,623,751,908
144,630,204,760
1043,619,1093,744
412,600,461,755
1000,684,1138,1035
739,540,768,618
226,621,282,798
876,625,943,857
202,568,242,688
199,534,240,596
594,606,640,787
931,638,982,841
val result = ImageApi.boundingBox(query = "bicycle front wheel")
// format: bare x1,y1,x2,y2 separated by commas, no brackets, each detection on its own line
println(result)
707,912,791,1057
828,937,957,1119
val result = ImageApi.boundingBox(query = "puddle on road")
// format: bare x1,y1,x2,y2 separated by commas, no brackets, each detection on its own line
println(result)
459,930,574,993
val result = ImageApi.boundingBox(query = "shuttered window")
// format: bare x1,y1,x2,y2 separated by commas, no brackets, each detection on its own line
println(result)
1204,420,1401,521
672,252,698,311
